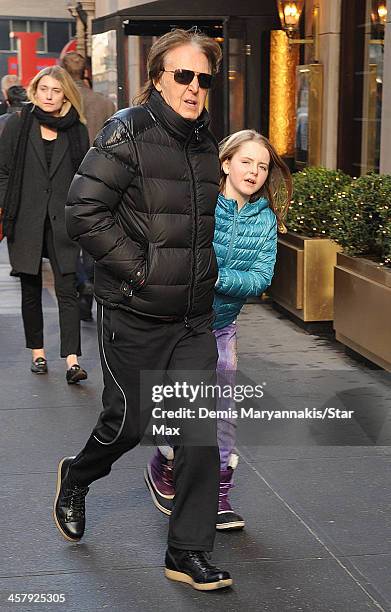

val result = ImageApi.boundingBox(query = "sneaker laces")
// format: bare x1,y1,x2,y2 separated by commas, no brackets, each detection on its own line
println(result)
64,484,89,520
218,480,233,511
161,460,174,488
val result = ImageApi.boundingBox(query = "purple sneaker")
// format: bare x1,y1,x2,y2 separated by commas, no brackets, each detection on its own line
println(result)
144,448,174,516
216,455,245,531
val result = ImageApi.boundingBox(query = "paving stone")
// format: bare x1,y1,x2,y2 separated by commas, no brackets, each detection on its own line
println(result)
349,554,391,605
0,557,384,612
0,407,157,474
241,455,391,557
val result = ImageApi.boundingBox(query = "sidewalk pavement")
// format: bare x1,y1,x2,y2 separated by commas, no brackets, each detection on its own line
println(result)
1,241,390,612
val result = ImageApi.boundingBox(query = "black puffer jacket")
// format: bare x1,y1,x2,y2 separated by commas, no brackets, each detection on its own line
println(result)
66,89,220,321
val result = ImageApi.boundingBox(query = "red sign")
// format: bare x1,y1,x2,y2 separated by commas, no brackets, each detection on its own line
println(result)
7,32,76,86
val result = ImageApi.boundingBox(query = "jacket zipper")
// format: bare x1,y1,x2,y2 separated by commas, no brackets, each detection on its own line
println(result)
184,122,204,326
225,204,239,265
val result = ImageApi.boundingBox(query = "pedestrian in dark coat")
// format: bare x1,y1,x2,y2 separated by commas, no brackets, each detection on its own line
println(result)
61,51,117,321
53,29,233,591
0,66,89,382
0,85,27,137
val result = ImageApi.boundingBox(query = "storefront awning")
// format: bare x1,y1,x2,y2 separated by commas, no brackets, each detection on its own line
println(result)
116,0,279,24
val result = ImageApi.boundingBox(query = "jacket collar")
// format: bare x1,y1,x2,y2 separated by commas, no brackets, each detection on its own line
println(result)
146,88,209,143
218,193,270,217
29,117,69,178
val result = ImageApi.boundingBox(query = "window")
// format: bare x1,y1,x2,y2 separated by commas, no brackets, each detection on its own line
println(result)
0,19,10,51
30,21,46,53
361,0,385,173
47,21,71,53
10,20,27,51
2,19,73,56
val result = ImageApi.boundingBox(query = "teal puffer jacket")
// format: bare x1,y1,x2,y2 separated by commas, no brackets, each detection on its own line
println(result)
213,193,277,330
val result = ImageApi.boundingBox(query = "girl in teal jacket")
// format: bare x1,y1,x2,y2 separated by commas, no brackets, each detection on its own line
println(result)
211,130,291,529
146,130,291,531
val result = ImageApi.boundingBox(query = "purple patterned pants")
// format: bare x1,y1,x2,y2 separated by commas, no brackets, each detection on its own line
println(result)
214,322,238,470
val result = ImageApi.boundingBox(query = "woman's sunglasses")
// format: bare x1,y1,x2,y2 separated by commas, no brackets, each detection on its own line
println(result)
162,68,213,90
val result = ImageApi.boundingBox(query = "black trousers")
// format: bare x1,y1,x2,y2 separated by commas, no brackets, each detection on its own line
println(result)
19,221,81,358
76,247,94,287
69,304,220,551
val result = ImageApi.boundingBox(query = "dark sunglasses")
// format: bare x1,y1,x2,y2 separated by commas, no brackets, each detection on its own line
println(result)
163,68,213,89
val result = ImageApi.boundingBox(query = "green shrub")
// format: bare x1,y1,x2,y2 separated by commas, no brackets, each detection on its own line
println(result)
330,172,391,266
377,191,391,267
382,222,391,266
286,167,350,237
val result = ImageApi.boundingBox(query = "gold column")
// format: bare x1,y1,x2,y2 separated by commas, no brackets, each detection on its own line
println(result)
269,30,299,157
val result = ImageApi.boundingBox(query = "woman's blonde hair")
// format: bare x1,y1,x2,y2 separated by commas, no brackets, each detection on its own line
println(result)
134,28,222,105
27,65,86,124
219,129,292,232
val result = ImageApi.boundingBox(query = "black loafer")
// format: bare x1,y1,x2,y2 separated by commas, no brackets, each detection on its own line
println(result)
66,365,88,385
31,357,48,374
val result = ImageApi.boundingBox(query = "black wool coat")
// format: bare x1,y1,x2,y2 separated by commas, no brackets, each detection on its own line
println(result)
0,113,89,275
66,89,220,321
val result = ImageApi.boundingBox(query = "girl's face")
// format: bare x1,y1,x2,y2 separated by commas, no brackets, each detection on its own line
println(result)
222,141,270,206
35,75,66,115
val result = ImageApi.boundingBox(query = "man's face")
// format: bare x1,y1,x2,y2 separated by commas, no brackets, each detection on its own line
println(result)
154,44,210,120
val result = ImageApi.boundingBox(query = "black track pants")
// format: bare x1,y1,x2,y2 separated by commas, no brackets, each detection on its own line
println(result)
68,304,220,551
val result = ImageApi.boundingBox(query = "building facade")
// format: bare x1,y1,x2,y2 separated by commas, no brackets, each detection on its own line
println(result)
0,0,75,86
79,0,389,176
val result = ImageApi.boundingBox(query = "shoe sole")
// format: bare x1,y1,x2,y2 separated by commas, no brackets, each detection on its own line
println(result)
165,568,232,591
216,521,245,531
67,371,88,385
31,370,48,374
53,457,81,543
144,468,172,516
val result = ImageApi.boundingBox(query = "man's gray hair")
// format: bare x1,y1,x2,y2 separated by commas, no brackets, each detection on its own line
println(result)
1,74,20,94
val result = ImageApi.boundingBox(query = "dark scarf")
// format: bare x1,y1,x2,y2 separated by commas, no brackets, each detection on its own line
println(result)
3,103,87,241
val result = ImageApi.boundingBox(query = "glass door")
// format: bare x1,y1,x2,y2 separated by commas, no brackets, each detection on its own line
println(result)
361,0,385,173
227,18,247,134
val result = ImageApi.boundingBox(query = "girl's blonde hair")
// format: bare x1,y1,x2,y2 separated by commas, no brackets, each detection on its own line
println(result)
27,65,86,124
134,28,222,105
219,129,292,232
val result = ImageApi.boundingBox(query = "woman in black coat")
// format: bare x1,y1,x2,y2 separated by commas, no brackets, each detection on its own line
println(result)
0,66,89,382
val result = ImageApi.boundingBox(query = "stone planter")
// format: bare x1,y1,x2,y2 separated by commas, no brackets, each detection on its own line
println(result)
334,253,391,371
268,231,341,322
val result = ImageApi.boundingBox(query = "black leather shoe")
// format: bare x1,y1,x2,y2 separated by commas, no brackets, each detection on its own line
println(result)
165,547,232,591
31,357,48,374
66,365,88,385
53,457,88,542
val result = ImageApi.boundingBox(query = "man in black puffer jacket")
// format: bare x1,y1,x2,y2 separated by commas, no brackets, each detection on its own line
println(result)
53,30,233,591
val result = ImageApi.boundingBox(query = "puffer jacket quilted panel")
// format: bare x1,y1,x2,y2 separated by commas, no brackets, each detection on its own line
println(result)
66,89,220,320
213,193,277,329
